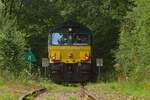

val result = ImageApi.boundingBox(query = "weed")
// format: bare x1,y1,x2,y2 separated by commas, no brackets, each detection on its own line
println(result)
0,93,17,100
46,96,57,100
87,81,150,98
68,96,77,100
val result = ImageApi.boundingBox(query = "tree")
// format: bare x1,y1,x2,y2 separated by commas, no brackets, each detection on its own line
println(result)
0,16,26,75
0,0,134,79
115,0,150,82
54,0,134,77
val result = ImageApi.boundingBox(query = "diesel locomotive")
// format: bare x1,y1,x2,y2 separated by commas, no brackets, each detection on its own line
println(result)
48,20,97,83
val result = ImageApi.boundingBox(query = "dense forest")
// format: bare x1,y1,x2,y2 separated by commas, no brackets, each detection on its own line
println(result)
0,0,149,82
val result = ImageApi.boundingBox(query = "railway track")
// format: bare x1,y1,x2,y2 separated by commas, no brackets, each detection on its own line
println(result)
19,88,47,100
18,85,99,100
80,85,99,100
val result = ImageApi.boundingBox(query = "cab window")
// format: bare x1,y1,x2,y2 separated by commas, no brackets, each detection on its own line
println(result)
51,33,90,45
52,33,63,45
73,34,90,45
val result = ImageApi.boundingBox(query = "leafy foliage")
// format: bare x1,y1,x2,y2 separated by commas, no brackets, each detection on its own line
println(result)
52,0,134,77
0,16,26,74
115,0,150,82
0,0,135,79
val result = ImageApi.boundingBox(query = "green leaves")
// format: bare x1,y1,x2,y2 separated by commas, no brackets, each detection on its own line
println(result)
0,0,135,78
0,16,26,73
115,0,150,82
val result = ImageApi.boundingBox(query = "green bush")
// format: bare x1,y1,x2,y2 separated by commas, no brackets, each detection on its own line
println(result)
0,16,27,76
115,0,150,82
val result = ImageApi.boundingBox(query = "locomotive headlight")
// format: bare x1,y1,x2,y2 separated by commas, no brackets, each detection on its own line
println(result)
85,54,90,61
85,56,90,60
68,28,72,32
52,56,56,61
85,56,89,60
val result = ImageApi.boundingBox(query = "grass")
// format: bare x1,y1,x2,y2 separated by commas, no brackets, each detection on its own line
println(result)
0,76,80,100
0,93,18,100
38,80,80,92
86,81,150,98
1,73,150,100
0,76,41,100
0,77,18,100
45,96,57,100
68,96,77,100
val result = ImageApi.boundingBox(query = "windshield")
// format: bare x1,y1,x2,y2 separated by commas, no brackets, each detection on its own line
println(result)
51,33,90,45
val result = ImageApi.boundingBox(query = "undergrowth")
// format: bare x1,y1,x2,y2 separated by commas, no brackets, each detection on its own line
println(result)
1,69,150,100
87,81,150,98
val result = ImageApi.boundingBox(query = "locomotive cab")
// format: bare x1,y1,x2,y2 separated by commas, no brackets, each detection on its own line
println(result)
48,21,97,83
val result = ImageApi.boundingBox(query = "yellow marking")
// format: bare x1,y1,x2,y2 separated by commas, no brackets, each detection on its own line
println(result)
48,46,91,63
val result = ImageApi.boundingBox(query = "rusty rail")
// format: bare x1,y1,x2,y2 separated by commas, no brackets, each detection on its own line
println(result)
80,86,99,100
19,88,47,100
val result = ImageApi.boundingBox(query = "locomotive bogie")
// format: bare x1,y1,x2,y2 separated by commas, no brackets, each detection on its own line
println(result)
49,63,93,83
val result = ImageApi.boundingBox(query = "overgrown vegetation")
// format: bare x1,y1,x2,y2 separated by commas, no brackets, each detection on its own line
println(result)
0,70,150,99
0,16,27,76
87,82,150,99
115,0,150,82
0,0,150,99
0,0,134,77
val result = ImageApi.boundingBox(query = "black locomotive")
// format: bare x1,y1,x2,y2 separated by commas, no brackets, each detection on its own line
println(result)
48,20,97,83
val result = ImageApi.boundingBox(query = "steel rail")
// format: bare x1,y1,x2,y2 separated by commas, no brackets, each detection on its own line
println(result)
18,88,47,100
80,85,99,100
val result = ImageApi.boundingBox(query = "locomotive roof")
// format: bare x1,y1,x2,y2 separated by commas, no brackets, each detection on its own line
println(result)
50,20,91,34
